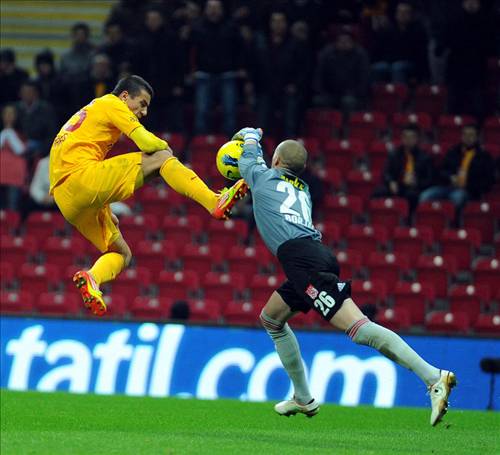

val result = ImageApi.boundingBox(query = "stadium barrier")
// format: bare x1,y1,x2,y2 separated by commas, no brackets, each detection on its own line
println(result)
1,316,498,410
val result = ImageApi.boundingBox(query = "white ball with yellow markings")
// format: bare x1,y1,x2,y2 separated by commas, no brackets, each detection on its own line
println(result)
216,140,244,180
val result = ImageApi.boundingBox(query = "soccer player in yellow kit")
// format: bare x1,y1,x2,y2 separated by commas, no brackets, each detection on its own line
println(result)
49,75,247,316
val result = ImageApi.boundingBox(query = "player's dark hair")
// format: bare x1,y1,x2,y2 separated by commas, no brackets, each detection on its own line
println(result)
72,22,90,36
112,75,154,98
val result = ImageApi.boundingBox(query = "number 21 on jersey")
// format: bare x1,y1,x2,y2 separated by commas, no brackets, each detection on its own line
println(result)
276,181,313,227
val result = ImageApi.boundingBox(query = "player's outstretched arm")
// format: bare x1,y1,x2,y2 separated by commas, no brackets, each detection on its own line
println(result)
130,126,169,153
236,128,267,187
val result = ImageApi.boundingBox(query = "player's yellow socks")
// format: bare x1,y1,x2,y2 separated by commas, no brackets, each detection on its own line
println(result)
89,252,125,285
160,157,218,213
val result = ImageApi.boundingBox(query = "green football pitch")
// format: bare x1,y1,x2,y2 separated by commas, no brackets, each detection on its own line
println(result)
1,390,498,455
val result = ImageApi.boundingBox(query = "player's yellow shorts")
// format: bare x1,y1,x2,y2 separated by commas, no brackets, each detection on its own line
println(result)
53,152,142,253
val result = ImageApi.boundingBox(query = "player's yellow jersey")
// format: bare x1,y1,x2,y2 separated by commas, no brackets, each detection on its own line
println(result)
49,94,141,193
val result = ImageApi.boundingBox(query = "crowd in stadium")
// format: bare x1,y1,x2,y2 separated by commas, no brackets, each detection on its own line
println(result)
0,0,499,333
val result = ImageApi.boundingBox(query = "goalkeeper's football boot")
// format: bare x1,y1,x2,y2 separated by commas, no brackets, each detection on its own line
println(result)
274,397,319,418
73,270,107,316
429,370,457,426
212,178,248,220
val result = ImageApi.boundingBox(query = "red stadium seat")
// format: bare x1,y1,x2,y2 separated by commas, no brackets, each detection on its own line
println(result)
425,311,470,334
463,202,497,243
36,292,80,316
348,111,387,143
296,137,321,159
351,279,387,306
119,214,159,245
181,243,224,275
289,310,317,329
158,270,200,301
376,307,411,331
484,143,500,160
422,142,453,166
392,281,435,325
1,235,39,269
372,83,408,115
223,300,260,325
111,267,151,297
346,224,389,253
368,198,409,227
101,294,127,318
162,215,204,244
391,112,432,138
250,275,284,305
135,240,177,275
483,116,500,144
315,221,342,246
322,195,363,228
437,115,476,143
304,108,342,141
161,132,186,152
0,209,20,236
25,211,67,239
188,298,221,323
227,245,263,276
324,139,365,174
416,255,457,298
392,226,434,263
414,85,447,120
346,170,379,201
473,258,499,291
366,252,410,291
129,296,172,320
0,262,15,289
206,218,249,245
138,186,185,215
449,284,491,323
474,314,500,335
42,236,86,269
202,272,246,303
415,201,455,237
19,263,61,295
315,166,343,193
439,228,482,270
336,249,363,279
0,290,34,314
366,140,398,175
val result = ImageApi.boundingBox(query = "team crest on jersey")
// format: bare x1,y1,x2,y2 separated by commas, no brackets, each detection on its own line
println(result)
305,284,319,299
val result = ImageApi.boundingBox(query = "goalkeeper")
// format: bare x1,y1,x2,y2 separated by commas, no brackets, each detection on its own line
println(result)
235,127,456,426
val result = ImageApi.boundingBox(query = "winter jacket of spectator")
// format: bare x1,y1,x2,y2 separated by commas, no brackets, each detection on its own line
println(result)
316,44,370,101
439,144,495,199
383,146,433,191
0,67,29,105
191,18,243,74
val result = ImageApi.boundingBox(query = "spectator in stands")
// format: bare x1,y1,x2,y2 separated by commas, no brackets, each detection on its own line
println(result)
189,0,243,136
437,0,496,119
419,124,495,216
370,1,429,84
373,124,433,219
24,155,56,217
15,80,57,168
59,22,95,84
250,10,306,137
0,49,29,106
0,104,26,210
134,7,185,132
71,54,115,109
0,104,26,156
33,50,67,123
98,21,136,78
315,30,370,115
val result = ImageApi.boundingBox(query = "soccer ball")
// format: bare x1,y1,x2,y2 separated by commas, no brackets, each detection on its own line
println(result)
216,140,244,180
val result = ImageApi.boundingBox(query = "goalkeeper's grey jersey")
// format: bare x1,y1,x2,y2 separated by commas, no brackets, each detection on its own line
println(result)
238,142,321,255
